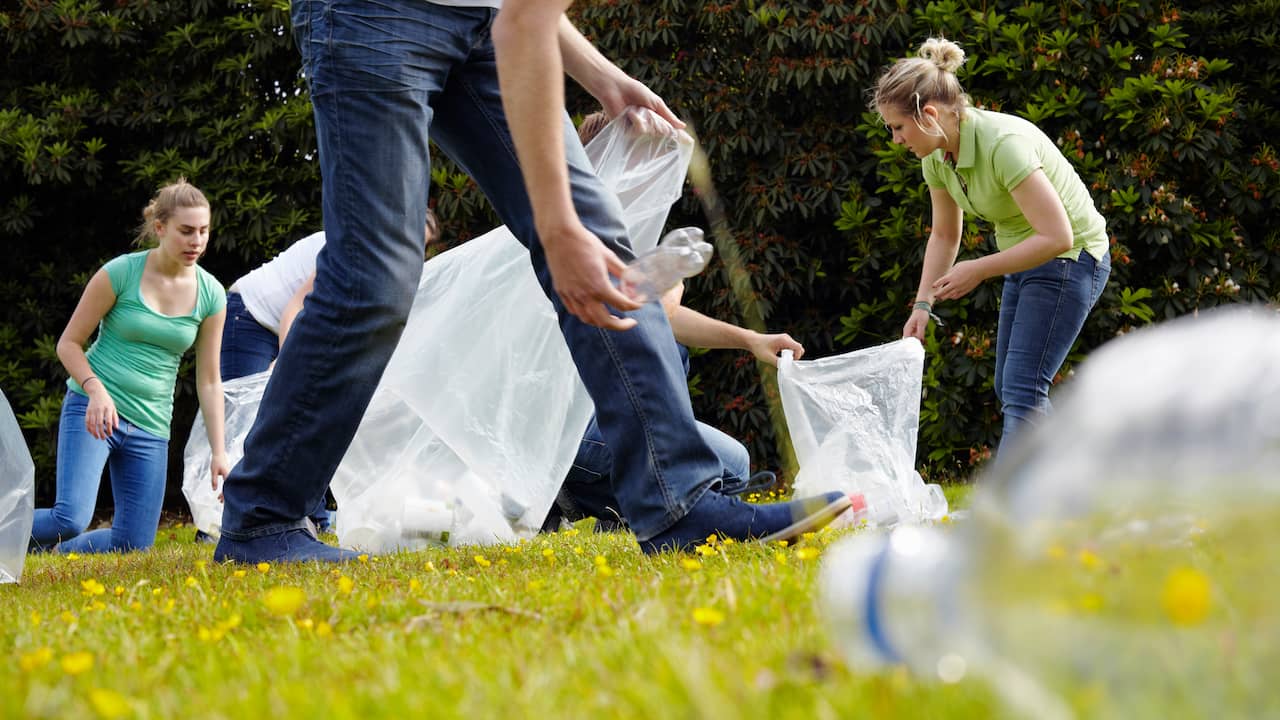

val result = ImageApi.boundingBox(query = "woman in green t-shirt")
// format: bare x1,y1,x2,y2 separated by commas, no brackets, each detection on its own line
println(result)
872,38,1111,456
31,180,230,553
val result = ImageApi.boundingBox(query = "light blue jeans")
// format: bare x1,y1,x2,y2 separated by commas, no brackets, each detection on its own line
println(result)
995,248,1111,456
30,391,169,553
218,0,721,543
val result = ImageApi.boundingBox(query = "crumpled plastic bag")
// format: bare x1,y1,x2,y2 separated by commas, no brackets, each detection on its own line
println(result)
183,108,694,549
778,339,948,526
1,387,35,583
182,370,272,539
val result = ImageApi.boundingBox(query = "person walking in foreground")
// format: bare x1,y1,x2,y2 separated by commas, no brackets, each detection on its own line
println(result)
874,38,1110,456
212,0,852,564
32,179,229,553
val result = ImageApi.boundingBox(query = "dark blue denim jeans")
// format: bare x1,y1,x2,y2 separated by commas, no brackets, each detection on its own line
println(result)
559,414,750,524
995,248,1110,456
221,292,331,530
31,391,169,553
220,292,279,382
218,0,720,543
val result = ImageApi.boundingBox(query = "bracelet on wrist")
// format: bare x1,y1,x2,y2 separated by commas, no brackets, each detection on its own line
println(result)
912,301,945,328
81,375,100,389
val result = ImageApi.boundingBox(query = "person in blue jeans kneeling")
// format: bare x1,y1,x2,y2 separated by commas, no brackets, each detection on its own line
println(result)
875,37,1111,458
32,179,229,554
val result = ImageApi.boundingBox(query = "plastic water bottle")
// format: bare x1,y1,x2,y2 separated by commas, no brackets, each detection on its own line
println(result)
620,226,713,302
820,307,1280,720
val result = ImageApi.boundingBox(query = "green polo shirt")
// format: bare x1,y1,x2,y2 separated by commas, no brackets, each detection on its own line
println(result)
922,107,1108,261
67,251,226,439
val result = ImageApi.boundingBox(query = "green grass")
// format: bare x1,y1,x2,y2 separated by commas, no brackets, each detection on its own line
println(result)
4,484,993,720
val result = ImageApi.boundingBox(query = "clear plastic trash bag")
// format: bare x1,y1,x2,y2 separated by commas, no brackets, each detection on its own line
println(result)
183,108,693,549
183,370,272,539
778,339,947,526
1,387,35,583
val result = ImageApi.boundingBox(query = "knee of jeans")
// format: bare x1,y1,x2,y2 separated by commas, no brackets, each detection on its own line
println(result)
48,507,92,538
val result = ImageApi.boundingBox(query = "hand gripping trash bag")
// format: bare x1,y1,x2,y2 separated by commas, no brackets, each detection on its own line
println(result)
183,108,693,549
778,339,947,526
1,387,35,583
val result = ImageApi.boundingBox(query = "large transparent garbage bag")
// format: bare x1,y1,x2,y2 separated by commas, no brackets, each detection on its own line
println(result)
1,388,35,583
778,339,947,526
183,108,693,549
182,370,271,539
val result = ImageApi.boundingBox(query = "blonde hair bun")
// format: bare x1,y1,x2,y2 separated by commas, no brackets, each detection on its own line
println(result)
918,37,965,74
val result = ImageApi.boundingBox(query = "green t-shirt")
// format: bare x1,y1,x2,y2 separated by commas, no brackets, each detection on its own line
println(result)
67,251,227,439
921,107,1108,261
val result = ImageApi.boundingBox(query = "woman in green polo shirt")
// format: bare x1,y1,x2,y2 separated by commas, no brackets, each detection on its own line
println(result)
31,179,230,553
872,37,1110,456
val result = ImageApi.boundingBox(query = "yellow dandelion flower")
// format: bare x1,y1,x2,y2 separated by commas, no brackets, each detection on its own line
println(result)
692,607,725,626
316,622,333,638
365,596,379,609
722,537,735,546
424,561,436,572
256,562,271,574
596,564,614,577
60,651,95,675
357,554,369,564
776,540,789,548
564,528,580,537
409,578,422,592
795,547,821,561
774,551,787,564
296,617,315,631
704,534,719,545
1077,549,1102,570
113,586,124,596
81,579,106,596
185,576,199,588
66,553,80,560
60,611,77,624
233,570,247,578
1162,567,1211,626
87,601,106,612
219,614,242,631
680,558,702,571
1077,593,1104,613
695,544,717,557
197,627,213,643
161,598,175,614
194,560,207,571
337,576,355,595
151,588,164,596
473,555,491,568
88,688,132,719
263,586,307,616
19,647,53,672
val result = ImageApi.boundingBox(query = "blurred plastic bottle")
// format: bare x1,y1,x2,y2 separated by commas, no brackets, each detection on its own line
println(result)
821,307,1280,720
620,226,713,302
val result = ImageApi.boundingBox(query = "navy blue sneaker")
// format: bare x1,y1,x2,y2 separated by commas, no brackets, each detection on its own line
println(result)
639,490,855,554
213,528,363,564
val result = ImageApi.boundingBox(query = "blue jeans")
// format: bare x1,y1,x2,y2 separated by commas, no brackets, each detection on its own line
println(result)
220,292,331,530
30,391,169,553
220,292,279,382
218,0,720,543
995,248,1110,455
558,415,750,526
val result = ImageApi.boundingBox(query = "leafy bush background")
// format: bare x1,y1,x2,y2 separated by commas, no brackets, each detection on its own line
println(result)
2,0,1276,505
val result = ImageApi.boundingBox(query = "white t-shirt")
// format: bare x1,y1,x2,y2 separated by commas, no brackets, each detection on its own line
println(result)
234,231,326,335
